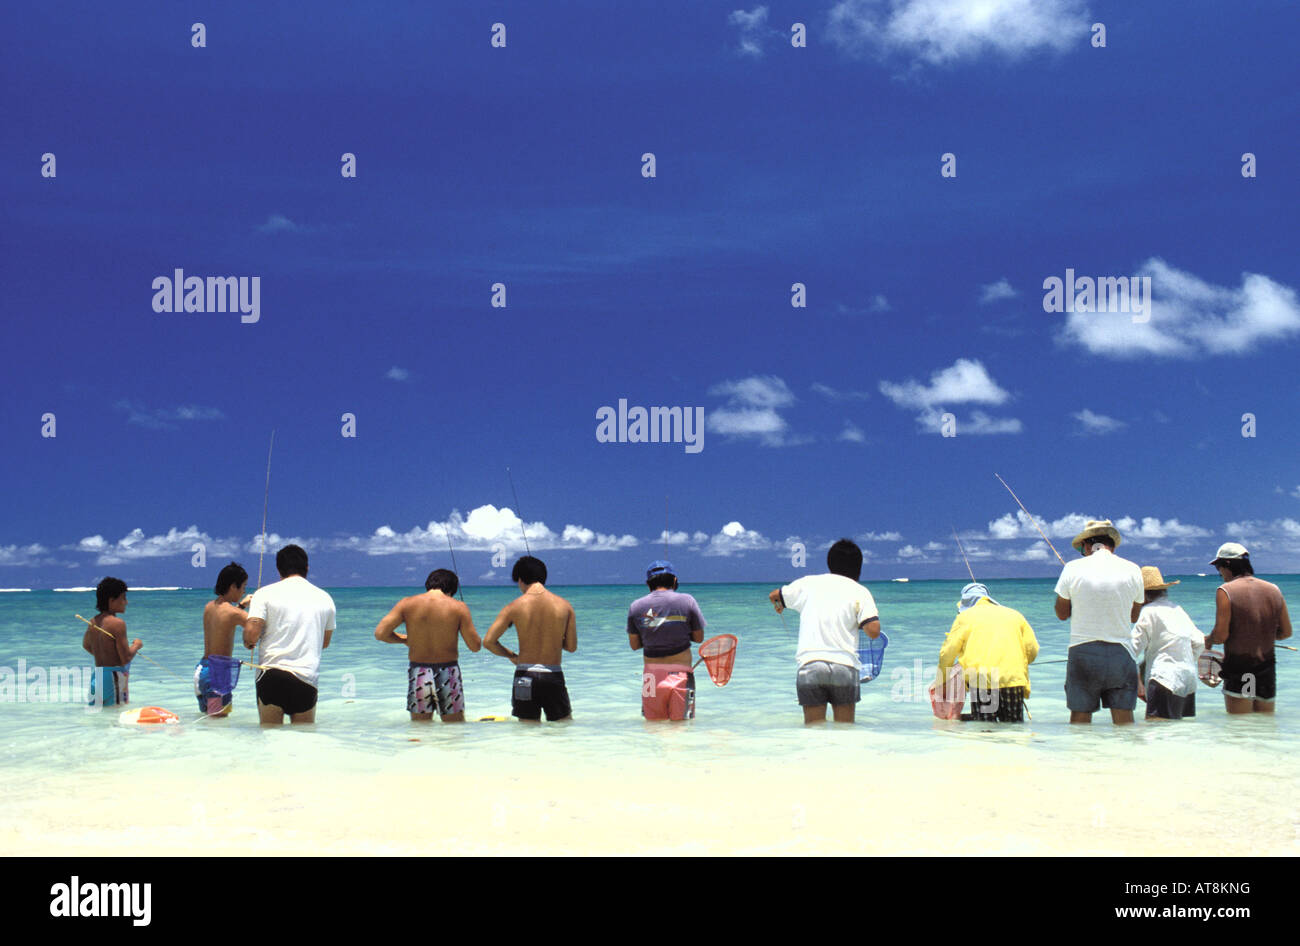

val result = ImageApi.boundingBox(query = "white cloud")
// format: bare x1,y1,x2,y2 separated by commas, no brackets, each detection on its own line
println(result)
729,6,772,57
1060,259,1300,359
707,375,798,446
984,511,1210,547
979,278,1018,304
386,367,410,382
880,358,1011,409
827,0,1088,66
839,421,867,443
916,407,1022,435
881,359,1020,435
709,376,794,409
897,544,927,559
346,506,637,556
115,401,225,430
73,526,240,565
0,544,49,566
859,531,903,542
812,382,871,400
835,295,891,316
257,213,307,234
1072,408,1126,435
701,521,773,557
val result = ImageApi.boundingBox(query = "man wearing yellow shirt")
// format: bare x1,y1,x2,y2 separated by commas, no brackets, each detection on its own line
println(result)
938,583,1039,723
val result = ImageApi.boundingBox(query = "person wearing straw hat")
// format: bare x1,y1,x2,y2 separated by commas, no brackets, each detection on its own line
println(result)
627,560,706,721
1205,542,1292,714
1130,566,1203,721
1053,520,1145,725
937,583,1038,723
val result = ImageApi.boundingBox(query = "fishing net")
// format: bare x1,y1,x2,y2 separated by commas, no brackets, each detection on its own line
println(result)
697,634,737,687
930,664,966,719
1198,651,1223,688
207,654,241,695
858,631,889,683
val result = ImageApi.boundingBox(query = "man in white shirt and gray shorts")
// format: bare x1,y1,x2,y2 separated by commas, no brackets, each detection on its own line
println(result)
769,538,882,724
243,544,336,725
1053,520,1145,725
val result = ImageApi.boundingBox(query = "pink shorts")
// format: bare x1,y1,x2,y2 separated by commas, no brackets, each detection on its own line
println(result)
641,664,696,720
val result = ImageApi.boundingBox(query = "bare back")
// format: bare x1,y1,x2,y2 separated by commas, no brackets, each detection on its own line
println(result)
401,592,477,663
84,613,127,666
203,600,248,658
509,589,575,665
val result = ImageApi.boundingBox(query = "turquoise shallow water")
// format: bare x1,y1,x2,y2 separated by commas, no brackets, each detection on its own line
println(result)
1,576,1297,776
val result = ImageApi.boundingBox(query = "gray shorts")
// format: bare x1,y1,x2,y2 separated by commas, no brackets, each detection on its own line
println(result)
796,661,860,707
1065,641,1138,713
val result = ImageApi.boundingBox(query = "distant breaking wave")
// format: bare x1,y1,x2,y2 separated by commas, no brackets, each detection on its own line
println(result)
53,586,187,592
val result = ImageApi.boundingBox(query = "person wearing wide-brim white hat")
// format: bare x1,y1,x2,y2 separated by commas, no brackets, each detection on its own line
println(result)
1205,542,1292,714
1131,566,1203,721
1053,520,1145,725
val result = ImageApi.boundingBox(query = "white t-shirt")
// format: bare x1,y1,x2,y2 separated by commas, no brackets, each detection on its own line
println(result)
248,575,336,687
781,573,879,670
1053,548,1144,650
1131,599,1204,697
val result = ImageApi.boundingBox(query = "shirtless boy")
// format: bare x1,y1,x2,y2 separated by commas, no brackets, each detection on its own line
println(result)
484,556,577,722
374,568,481,722
83,576,142,707
196,562,250,717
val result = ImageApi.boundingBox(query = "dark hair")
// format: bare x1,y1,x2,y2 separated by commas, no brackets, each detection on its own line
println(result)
827,538,863,581
1086,536,1116,551
276,544,309,577
425,568,459,595
511,555,547,585
214,561,248,597
647,574,677,591
1222,558,1254,577
96,576,127,613
1144,588,1167,602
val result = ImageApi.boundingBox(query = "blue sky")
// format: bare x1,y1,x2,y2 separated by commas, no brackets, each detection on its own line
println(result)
3,0,1299,589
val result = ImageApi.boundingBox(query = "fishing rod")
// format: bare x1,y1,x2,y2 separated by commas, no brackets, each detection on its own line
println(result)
256,430,276,590
952,526,976,582
506,466,531,556
441,521,465,601
994,473,1066,566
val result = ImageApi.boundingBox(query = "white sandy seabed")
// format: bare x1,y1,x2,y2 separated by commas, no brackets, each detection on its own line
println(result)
2,716,1296,857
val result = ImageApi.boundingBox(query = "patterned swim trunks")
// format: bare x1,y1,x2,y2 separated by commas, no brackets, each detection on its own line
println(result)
408,661,465,716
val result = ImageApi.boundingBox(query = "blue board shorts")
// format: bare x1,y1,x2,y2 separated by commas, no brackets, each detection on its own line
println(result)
1065,641,1138,713
796,661,860,707
88,666,129,707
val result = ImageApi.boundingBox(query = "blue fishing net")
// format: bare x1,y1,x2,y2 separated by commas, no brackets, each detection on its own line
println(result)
858,631,889,683
207,654,241,695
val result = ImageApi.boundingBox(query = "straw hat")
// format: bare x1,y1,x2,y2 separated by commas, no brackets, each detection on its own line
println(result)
1140,566,1179,591
1072,519,1122,551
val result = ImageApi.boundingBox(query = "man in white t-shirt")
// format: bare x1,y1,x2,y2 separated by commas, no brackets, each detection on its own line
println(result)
768,538,881,724
243,544,336,725
1053,520,1144,725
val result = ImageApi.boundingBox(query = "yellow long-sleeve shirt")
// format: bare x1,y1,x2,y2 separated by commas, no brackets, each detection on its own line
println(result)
937,598,1039,695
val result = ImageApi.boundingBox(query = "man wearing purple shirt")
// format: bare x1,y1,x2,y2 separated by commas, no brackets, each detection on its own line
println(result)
627,561,706,720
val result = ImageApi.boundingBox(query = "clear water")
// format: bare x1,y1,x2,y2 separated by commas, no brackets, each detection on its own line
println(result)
2,577,1296,774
